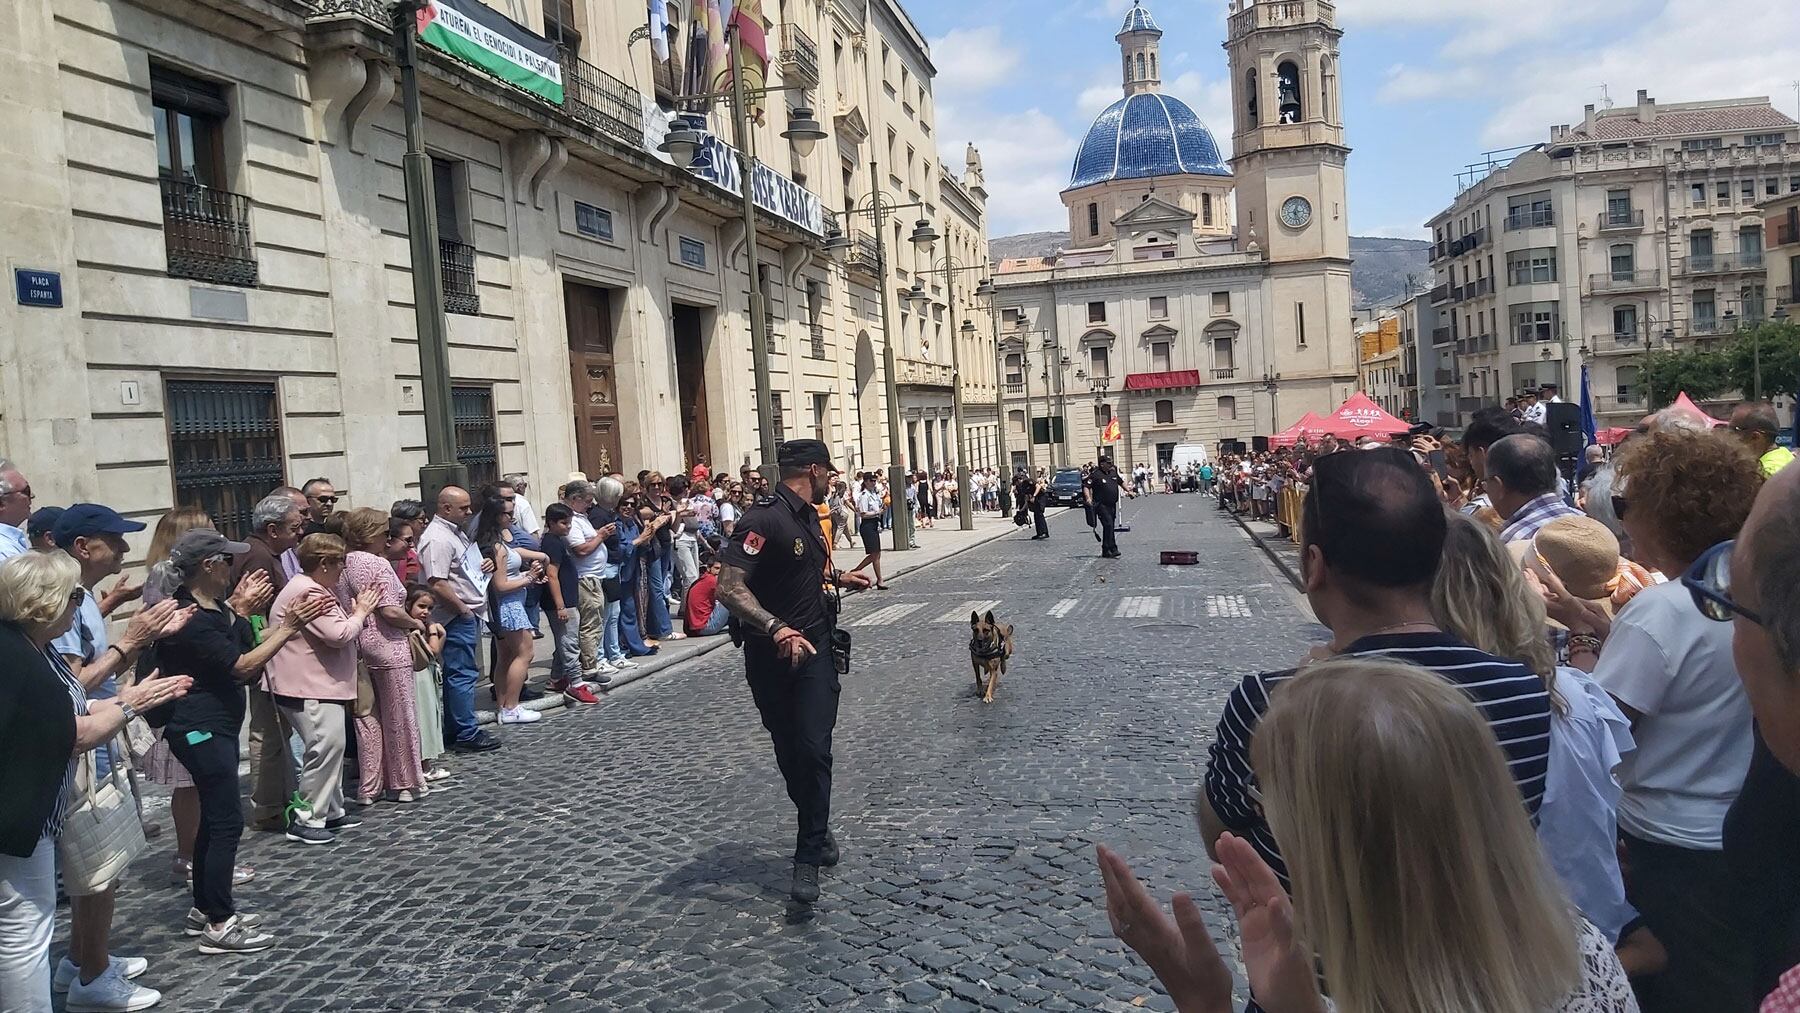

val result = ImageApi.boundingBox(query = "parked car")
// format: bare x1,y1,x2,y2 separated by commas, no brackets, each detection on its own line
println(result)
1047,468,1085,506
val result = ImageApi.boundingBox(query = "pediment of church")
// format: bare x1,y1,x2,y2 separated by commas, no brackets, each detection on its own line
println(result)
1114,195,1194,228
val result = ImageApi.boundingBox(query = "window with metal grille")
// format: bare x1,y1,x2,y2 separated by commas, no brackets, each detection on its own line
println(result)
152,65,257,287
433,158,480,315
452,385,499,488
166,378,284,540
770,391,786,442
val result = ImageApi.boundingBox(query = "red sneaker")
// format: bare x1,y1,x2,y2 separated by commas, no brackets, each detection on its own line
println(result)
562,683,600,705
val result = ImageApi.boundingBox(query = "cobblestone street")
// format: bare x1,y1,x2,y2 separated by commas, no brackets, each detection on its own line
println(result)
80,496,1323,1011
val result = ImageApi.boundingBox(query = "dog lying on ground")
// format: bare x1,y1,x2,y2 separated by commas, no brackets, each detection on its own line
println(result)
969,610,1014,704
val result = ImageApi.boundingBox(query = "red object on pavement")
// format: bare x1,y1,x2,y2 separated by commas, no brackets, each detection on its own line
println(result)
1318,392,1412,439
1160,550,1199,565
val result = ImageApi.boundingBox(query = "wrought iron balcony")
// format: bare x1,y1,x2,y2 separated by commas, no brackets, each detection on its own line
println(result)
560,50,644,144
1589,269,1660,293
1429,283,1450,304
1504,208,1554,231
777,23,820,87
1434,368,1457,386
160,178,258,286
845,230,880,276
1680,251,1764,276
306,0,390,25
439,238,479,315
1597,209,1644,233
1432,326,1453,345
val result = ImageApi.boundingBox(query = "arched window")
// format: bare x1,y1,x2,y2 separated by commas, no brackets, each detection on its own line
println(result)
1087,202,1100,236
1244,69,1258,126
1202,193,1214,227
1094,403,1113,428
1155,399,1175,425
1217,396,1237,421
1007,409,1026,435
1004,352,1022,384
1148,52,1157,79
1135,52,1146,80
1319,56,1336,123
1276,61,1303,123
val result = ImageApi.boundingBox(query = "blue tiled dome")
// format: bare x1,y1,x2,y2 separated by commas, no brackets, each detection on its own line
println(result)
1120,2,1160,35
1066,93,1231,191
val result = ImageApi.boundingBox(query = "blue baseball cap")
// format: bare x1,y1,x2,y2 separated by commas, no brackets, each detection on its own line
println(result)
53,503,147,548
27,506,65,542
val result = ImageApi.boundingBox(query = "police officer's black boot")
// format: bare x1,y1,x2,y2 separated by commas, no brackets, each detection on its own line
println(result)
821,832,840,867
791,862,821,904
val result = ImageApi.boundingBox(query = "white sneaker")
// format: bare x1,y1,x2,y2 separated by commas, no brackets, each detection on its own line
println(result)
63,962,160,1012
498,706,542,724
54,956,148,993
612,658,639,669
424,766,452,782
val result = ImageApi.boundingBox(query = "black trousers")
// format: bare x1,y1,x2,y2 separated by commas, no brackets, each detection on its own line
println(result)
744,631,841,865
1621,830,1756,1013
166,732,244,924
1030,502,1048,537
1095,501,1118,555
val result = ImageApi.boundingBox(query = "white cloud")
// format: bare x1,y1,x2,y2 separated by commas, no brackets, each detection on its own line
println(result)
1166,69,1236,157
1358,223,1432,240
928,26,1024,95
1371,0,1800,150
937,102,1079,235
1078,78,1121,117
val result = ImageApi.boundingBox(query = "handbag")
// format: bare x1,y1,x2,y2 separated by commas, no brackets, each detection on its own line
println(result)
408,628,433,671
352,659,376,718
57,740,147,896
601,577,624,602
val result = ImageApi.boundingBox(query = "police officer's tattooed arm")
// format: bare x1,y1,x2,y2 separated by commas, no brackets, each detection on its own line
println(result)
716,564,776,635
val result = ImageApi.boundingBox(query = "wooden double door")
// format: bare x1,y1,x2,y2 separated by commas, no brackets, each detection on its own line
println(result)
564,280,622,479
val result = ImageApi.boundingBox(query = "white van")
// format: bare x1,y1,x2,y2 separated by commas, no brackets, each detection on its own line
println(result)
1169,443,1210,472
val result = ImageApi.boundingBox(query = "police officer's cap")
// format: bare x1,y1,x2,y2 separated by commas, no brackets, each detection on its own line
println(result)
777,439,835,471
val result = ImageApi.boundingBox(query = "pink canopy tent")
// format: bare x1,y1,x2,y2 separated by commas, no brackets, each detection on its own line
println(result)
1271,411,1330,447
1319,392,1412,439
1595,426,1633,446
1668,391,1726,427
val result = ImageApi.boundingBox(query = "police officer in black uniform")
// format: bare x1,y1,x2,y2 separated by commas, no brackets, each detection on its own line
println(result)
1087,457,1123,559
715,440,871,903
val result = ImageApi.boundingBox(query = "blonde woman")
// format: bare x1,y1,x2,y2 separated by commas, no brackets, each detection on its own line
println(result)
1431,511,1663,976
1100,658,1637,1013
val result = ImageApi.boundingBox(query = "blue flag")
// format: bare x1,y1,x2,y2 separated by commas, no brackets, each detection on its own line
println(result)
1578,364,1598,448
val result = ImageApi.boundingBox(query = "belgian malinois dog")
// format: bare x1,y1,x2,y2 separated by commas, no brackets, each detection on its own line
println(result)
969,610,1014,704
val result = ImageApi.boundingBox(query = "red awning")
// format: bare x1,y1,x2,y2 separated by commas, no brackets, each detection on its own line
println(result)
1319,392,1412,438
1124,369,1201,391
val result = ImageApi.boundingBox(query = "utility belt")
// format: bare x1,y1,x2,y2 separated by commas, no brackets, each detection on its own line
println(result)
730,614,851,674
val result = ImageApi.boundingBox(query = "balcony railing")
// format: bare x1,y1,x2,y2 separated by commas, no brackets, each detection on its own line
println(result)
1597,210,1644,232
1778,223,1799,247
1588,332,1643,354
1210,367,1238,380
1429,283,1450,304
1779,284,1794,305
1434,368,1457,386
1457,396,1488,413
846,230,880,276
1457,333,1496,355
895,357,956,387
1681,251,1764,275
807,321,827,359
1594,393,1646,413
1590,269,1660,292
1003,381,1025,395
160,178,258,286
777,23,820,87
560,50,645,144
1432,326,1453,345
1401,372,1418,387
439,238,480,315
1504,208,1554,230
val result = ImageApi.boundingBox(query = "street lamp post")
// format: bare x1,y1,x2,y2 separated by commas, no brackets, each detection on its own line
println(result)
659,23,828,487
392,0,466,502
916,256,992,531
1765,305,1786,402
976,278,1012,513
1261,371,1281,432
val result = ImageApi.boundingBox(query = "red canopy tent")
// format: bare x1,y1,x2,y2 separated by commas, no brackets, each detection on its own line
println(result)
1271,411,1330,447
1595,427,1633,446
1668,391,1726,427
1319,392,1412,439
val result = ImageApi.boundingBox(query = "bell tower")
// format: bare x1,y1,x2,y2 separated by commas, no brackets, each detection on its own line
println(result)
1224,0,1355,422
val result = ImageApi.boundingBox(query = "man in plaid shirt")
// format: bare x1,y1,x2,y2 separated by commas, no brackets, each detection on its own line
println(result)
1485,433,1582,545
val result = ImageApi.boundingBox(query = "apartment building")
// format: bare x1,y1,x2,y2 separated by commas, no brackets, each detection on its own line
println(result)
1,0,990,538
1425,90,1800,426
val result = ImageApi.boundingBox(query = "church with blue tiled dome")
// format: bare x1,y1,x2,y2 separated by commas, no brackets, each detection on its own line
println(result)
993,0,1359,474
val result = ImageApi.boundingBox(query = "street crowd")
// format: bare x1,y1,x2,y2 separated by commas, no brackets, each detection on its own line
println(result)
2,386,1798,1012
1099,393,1800,1013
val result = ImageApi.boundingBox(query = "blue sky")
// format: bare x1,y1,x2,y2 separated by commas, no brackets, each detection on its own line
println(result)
912,0,1800,239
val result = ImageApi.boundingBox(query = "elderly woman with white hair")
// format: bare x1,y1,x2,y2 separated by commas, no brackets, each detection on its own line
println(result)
0,551,192,1013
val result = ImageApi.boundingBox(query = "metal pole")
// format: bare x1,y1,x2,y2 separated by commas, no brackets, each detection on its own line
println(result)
394,0,466,503
1021,336,1036,476
729,28,780,488
870,159,913,551
946,259,973,530
1755,330,1763,401
1643,310,1655,412
989,296,1012,512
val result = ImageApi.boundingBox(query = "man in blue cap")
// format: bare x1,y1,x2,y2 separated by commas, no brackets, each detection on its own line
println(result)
27,505,65,551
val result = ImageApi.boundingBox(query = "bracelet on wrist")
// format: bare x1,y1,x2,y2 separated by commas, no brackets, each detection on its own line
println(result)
1568,633,1603,654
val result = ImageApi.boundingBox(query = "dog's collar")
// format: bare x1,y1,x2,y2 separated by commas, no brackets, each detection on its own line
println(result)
970,635,1007,660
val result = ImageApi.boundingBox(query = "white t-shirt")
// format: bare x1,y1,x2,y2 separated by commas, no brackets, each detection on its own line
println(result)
512,493,540,535
1590,580,1753,849
565,513,608,579
855,488,883,518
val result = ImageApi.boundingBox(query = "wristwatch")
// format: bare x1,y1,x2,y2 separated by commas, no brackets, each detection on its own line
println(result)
766,618,789,637
118,700,140,723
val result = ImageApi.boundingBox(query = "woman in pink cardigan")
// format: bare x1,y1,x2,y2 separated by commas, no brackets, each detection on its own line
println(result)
263,533,379,845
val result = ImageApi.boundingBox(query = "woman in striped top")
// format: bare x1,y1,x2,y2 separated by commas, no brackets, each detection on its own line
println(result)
0,551,190,1013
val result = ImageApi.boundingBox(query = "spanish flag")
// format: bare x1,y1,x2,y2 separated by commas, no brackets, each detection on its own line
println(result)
1102,417,1121,444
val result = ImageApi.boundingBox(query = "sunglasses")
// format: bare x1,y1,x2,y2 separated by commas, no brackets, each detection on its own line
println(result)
314,495,339,505
69,586,87,607
1683,540,1761,625
1610,494,1628,520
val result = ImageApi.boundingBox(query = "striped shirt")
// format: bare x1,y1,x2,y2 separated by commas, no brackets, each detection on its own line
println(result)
1204,632,1553,888
45,648,90,840
1498,491,1583,545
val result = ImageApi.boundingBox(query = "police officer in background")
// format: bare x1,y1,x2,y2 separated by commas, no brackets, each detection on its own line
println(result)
1086,456,1123,559
716,440,871,903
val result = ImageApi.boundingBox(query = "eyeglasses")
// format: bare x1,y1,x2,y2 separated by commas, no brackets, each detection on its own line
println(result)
1610,494,1628,520
69,586,87,607
314,496,338,505
4,486,33,501
1682,539,1761,625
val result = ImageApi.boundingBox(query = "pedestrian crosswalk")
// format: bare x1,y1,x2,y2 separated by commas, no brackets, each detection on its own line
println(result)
1047,598,1078,619
1114,596,1163,619
1206,594,1251,618
843,603,927,627
931,599,1002,623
